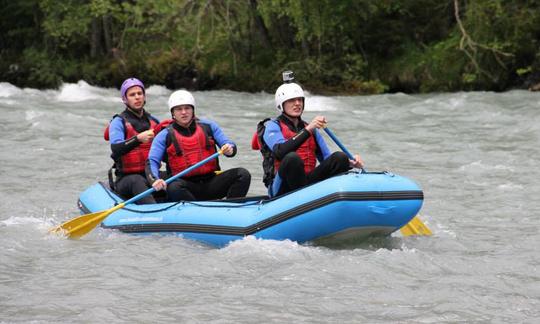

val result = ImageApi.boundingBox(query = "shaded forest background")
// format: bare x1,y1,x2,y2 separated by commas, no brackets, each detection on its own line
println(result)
1,0,540,94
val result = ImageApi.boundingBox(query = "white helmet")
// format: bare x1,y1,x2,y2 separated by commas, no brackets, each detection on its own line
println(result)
168,90,195,111
274,82,304,111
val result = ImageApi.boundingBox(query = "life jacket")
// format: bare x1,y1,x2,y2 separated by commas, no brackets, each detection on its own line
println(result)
252,118,317,187
166,122,218,178
104,111,159,174
276,119,317,173
103,116,168,141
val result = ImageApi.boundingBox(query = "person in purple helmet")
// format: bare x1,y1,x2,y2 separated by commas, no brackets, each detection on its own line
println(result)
105,78,160,204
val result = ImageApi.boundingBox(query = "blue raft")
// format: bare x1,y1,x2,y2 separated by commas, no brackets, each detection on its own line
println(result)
78,171,423,247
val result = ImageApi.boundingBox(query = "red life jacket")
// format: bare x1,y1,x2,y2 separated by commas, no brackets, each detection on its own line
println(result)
154,118,174,134
166,123,218,177
103,117,169,141
120,118,158,174
251,131,261,150
104,112,158,174
274,120,317,174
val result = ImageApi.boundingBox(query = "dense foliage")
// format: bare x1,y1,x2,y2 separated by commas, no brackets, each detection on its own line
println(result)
1,0,539,93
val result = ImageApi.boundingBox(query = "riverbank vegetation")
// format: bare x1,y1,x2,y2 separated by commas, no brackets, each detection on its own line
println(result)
1,0,539,94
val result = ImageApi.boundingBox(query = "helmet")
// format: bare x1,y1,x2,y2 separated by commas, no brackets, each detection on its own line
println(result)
274,82,304,111
168,90,195,112
120,78,145,103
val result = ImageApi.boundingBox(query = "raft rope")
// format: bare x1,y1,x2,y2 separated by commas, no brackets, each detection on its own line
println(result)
102,182,264,214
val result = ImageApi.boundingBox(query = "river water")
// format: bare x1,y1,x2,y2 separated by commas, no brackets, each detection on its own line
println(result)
1,81,538,323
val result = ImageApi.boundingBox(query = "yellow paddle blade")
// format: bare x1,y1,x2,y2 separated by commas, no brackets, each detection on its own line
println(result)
400,215,433,236
49,203,126,239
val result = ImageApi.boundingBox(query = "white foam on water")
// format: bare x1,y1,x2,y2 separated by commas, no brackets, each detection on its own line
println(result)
220,235,326,260
497,183,523,190
447,95,467,109
418,93,471,113
145,85,170,96
352,109,369,115
458,160,514,172
56,80,119,103
305,96,339,112
0,82,23,97
25,110,45,121
0,216,55,233
3,99,17,105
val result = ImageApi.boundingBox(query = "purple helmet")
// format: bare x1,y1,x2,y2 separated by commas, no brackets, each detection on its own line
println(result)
120,78,145,103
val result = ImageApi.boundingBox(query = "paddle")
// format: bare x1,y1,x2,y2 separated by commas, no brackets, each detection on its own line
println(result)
323,126,366,173
50,149,224,239
322,127,432,236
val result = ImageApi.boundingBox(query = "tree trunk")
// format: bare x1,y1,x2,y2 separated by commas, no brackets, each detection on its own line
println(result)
102,15,113,56
90,18,100,58
249,0,272,49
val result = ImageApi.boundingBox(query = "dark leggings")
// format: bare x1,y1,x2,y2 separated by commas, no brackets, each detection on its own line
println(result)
166,168,251,202
115,173,156,204
275,151,350,196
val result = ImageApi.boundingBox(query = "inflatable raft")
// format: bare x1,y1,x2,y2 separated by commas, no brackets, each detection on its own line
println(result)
78,171,423,247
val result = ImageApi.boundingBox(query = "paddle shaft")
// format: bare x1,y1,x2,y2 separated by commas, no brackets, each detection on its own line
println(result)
124,150,223,205
323,127,366,173
323,127,353,159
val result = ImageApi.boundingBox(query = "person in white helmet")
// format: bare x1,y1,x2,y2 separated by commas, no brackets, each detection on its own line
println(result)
146,90,251,201
252,80,364,197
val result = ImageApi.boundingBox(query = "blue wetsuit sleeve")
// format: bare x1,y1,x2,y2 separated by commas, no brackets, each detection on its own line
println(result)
109,116,139,159
313,129,332,161
147,129,168,179
109,117,126,144
203,119,237,157
263,120,284,149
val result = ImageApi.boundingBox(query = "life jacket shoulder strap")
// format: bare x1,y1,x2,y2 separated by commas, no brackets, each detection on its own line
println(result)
198,122,214,149
256,118,272,151
167,124,183,156
149,115,160,124
119,111,157,134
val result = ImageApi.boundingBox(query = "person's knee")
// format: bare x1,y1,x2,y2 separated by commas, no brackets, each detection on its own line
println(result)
281,152,304,170
167,181,194,201
334,151,349,164
133,174,150,187
167,179,187,192
117,174,147,191
331,151,350,171
237,168,251,182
